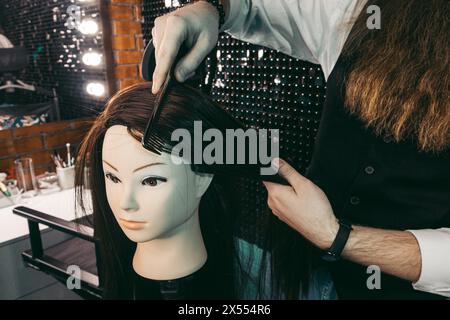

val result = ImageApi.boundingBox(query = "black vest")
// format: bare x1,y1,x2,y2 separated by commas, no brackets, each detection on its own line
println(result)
305,54,450,299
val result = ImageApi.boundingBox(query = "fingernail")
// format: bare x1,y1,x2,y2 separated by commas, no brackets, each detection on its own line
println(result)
184,71,195,81
177,70,194,82
271,158,280,170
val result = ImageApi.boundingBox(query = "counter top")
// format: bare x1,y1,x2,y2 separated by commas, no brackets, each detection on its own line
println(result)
0,189,92,244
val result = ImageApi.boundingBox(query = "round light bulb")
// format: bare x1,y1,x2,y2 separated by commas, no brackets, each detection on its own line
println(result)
78,19,99,35
82,52,102,66
86,82,105,97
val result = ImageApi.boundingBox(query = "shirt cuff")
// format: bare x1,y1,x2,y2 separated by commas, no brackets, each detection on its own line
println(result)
220,0,248,34
408,228,450,297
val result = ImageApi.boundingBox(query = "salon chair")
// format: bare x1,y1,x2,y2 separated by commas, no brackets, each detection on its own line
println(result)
12,206,104,299
0,47,60,126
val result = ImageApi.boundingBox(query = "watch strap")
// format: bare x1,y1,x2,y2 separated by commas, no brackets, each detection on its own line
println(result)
321,219,353,262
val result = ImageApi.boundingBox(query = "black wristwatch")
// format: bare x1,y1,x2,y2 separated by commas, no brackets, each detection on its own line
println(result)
321,219,353,262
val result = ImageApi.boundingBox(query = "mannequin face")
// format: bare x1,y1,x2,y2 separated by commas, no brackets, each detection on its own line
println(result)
102,125,212,243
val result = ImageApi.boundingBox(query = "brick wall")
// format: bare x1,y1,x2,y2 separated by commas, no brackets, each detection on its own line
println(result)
0,119,93,178
108,0,146,91
0,2,147,179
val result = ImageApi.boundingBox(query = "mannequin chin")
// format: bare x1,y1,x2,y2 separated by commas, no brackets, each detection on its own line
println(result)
102,125,213,280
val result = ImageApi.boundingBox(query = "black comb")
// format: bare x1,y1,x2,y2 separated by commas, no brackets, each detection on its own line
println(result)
140,39,190,154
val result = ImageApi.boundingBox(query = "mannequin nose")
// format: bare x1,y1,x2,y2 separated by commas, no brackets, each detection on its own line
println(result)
119,186,139,211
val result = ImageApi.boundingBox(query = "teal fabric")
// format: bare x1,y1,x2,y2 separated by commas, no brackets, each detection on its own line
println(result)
235,238,337,300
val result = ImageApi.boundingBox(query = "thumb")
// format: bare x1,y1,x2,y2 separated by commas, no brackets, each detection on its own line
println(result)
273,158,307,190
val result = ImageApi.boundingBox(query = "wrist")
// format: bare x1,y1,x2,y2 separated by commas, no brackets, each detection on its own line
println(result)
317,218,340,250
320,218,353,262
198,0,229,30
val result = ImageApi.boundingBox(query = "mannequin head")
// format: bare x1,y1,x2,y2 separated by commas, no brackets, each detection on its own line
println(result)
75,82,238,298
102,124,212,244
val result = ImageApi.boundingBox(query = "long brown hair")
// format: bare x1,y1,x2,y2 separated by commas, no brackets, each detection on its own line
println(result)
74,82,239,299
75,82,316,299
342,0,449,152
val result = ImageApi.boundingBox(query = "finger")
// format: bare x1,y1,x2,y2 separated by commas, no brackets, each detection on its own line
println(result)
152,17,164,61
263,181,293,198
270,208,289,225
267,197,280,215
152,31,182,93
267,196,274,210
271,209,281,217
174,33,216,82
152,18,186,94
262,181,273,189
151,26,159,53
273,158,308,191
267,202,294,227
262,181,278,194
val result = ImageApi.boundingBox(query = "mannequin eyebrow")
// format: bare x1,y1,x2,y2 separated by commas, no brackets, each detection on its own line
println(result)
133,162,166,172
102,160,166,173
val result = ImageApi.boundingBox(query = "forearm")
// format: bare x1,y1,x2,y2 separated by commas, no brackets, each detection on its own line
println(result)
264,160,447,294
340,226,421,282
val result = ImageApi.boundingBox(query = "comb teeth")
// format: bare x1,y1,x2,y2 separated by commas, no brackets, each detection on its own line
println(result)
141,71,172,155
142,132,170,155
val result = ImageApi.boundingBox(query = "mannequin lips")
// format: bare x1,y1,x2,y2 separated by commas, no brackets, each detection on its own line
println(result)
119,218,148,230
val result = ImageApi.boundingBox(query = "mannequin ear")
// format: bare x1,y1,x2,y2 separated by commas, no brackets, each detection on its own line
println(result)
194,172,214,198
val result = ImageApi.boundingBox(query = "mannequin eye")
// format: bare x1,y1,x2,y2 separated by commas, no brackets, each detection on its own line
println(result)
105,172,121,184
141,177,167,187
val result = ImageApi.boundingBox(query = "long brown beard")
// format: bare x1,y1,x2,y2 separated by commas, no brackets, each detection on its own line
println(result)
341,0,449,153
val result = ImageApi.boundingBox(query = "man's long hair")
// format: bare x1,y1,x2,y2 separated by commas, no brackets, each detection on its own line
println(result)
342,0,449,153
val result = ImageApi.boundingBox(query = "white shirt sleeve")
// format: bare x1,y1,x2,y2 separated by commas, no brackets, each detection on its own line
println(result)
222,0,367,80
408,228,450,298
